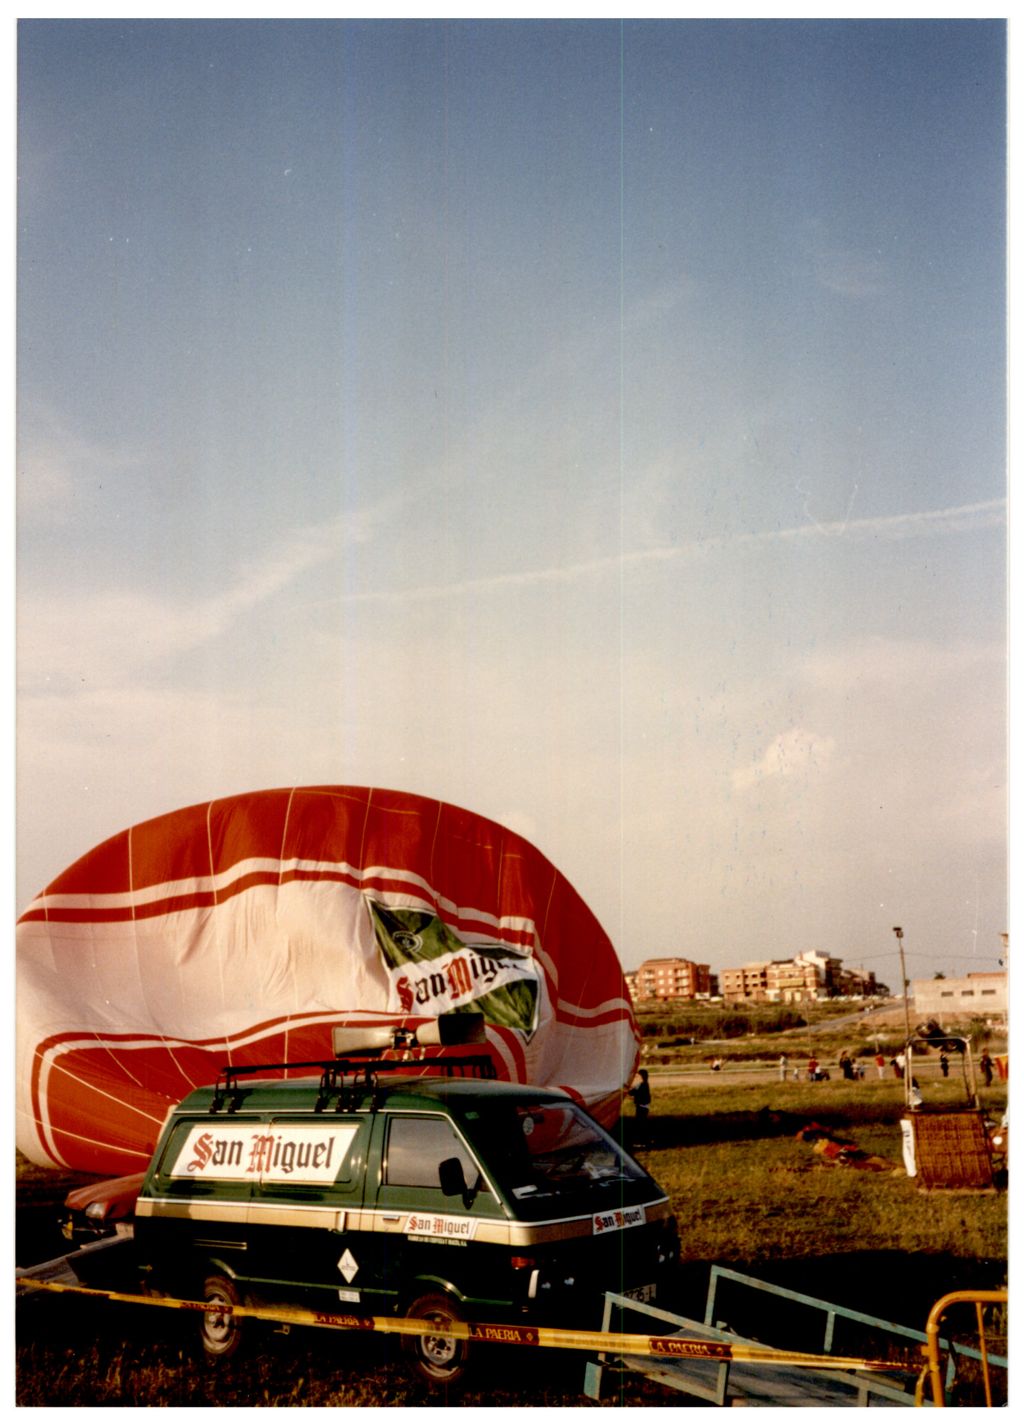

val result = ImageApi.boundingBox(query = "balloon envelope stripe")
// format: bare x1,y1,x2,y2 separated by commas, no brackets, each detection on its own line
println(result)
22,869,541,953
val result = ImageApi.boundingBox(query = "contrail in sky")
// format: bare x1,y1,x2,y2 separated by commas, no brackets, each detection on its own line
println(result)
25,494,1001,694
341,497,1006,607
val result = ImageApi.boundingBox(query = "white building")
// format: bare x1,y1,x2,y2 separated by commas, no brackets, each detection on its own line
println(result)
911,972,1007,1021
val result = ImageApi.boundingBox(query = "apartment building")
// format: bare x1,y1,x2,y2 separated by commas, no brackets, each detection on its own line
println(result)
765,956,821,1002
720,950,867,1003
626,957,713,1003
720,961,770,1002
834,965,880,998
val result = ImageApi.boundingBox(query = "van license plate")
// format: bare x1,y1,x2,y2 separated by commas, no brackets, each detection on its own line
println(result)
623,1283,656,1303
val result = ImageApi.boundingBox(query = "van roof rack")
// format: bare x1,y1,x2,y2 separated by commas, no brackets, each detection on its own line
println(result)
209,1048,498,1115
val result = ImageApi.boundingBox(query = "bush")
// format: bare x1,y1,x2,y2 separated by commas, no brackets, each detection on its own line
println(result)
641,1007,808,1042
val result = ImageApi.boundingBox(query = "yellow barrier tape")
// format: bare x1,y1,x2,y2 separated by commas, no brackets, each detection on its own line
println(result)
16,1277,906,1373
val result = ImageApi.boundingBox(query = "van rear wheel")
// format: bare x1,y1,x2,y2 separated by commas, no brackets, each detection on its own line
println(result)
200,1273,244,1361
404,1291,469,1386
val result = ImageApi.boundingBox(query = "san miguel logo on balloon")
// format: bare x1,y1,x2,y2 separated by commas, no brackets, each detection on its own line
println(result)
368,900,539,1037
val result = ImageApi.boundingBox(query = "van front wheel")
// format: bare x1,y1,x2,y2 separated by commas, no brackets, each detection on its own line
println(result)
200,1272,244,1361
404,1291,469,1386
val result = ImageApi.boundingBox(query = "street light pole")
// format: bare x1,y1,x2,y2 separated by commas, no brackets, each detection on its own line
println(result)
893,926,912,1044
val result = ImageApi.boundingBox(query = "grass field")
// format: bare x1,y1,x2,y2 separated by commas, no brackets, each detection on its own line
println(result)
15,1070,1008,1407
630,1073,1007,1286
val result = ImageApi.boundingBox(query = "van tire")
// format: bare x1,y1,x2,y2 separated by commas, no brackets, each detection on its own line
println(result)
403,1291,469,1386
200,1272,244,1361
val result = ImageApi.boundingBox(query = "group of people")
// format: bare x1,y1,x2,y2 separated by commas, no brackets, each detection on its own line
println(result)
623,1040,999,1145
777,1053,857,1082
781,1045,1000,1091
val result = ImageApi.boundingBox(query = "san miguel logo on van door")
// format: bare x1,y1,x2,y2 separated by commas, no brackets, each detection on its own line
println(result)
593,1204,646,1235
368,900,539,1037
170,1124,359,1183
405,1213,478,1241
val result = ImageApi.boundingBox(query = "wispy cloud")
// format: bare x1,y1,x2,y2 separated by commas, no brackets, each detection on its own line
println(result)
732,727,836,794
623,277,694,331
813,247,890,298
16,410,143,520
802,633,1005,694
17,496,404,693
202,501,399,635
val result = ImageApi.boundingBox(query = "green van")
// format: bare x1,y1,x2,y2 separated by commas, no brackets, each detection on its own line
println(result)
134,1026,677,1384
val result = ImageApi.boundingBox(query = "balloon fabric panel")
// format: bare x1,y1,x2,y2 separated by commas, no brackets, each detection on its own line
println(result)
17,787,638,1173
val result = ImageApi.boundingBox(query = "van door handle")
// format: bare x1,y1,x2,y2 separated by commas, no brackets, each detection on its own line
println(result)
382,1213,401,1222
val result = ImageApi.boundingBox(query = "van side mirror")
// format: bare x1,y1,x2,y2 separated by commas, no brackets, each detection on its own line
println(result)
438,1156,468,1198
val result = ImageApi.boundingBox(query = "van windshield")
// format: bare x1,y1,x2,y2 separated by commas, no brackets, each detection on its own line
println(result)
463,1102,647,1211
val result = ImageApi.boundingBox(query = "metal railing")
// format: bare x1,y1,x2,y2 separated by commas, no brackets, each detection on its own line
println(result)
586,1291,923,1406
921,1290,1008,1408
705,1267,1007,1408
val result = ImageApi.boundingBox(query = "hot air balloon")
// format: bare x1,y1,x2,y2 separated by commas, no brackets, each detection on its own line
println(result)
17,787,639,1176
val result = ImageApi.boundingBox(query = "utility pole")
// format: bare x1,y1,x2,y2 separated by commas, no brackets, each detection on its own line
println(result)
893,926,912,1044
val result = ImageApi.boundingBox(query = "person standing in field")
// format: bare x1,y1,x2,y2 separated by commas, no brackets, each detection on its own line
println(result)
779,1054,788,1082
874,1052,886,1079
979,1051,994,1087
940,1052,950,1078
629,1069,651,1138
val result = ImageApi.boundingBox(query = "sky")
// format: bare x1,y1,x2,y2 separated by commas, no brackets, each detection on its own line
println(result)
16,18,1008,986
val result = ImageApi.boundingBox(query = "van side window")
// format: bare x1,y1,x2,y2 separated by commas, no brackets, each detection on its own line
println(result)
385,1116,483,1191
